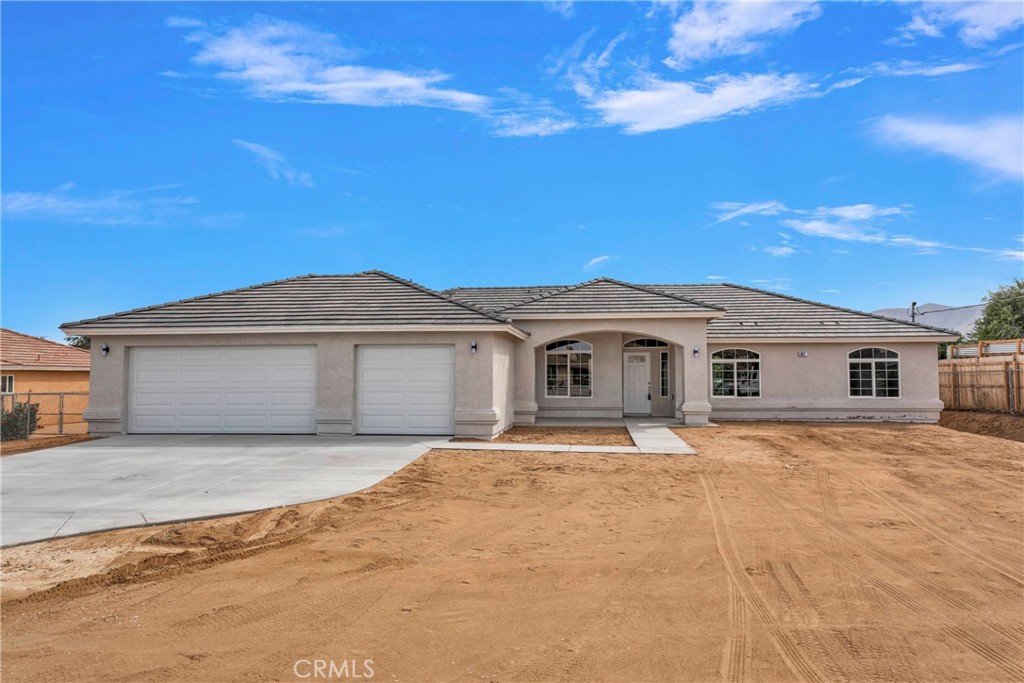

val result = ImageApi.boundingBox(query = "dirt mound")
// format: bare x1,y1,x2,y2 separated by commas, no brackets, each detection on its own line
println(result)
939,410,1024,442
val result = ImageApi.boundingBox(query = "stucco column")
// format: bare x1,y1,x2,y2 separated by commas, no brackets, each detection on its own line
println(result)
674,343,685,421
513,341,537,424
681,339,712,425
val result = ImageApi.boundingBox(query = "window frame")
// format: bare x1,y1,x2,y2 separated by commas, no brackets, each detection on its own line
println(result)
710,348,762,398
544,339,593,399
624,338,668,348
660,351,669,398
0,375,13,393
848,347,901,399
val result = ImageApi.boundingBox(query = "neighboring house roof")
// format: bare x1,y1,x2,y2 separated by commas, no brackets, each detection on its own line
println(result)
447,282,957,339
62,271,526,336
1,329,91,370
501,278,724,316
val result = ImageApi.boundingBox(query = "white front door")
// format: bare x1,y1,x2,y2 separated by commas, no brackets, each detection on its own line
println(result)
623,353,651,415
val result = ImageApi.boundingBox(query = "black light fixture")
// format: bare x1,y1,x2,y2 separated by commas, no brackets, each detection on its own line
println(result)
692,346,700,358
470,340,478,354
100,344,110,356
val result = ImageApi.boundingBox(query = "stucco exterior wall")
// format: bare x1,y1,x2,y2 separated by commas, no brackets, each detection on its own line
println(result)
511,318,711,423
1,370,90,394
707,341,943,422
85,331,510,438
491,334,516,435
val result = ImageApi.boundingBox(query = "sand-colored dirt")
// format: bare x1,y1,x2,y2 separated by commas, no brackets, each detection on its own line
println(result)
455,426,635,446
2,423,1022,682
939,410,1024,443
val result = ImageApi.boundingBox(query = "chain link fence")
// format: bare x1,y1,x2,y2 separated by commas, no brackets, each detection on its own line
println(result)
1,392,89,441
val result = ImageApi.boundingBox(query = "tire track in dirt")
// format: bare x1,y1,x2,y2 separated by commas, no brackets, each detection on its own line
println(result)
738,470,1023,682
741,472,983,612
700,473,829,683
720,579,749,682
855,479,1024,587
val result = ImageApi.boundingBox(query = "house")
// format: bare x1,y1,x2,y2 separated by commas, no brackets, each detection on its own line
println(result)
0,328,91,395
60,271,958,438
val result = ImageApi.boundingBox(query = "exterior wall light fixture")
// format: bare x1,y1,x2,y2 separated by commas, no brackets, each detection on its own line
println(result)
100,344,110,356
692,347,700,358
470,340,477,354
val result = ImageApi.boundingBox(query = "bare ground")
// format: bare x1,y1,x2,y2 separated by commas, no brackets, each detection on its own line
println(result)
2,423,1022,683
0,434,97,456
939,410,1024,443
454,426,635,446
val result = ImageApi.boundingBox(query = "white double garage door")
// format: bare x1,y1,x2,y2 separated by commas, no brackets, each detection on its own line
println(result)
129,345,454,435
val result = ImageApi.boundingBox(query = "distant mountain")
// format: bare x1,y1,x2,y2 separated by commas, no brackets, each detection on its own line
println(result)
871,303,981,337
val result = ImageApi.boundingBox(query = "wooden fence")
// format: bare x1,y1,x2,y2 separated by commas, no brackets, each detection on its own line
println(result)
939,357,1023,414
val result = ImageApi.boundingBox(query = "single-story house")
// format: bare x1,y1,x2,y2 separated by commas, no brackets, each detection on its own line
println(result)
1,328,91,395
61,271,958,438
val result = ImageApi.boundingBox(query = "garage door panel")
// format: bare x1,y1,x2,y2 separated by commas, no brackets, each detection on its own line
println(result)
130,346,316,434
356,345,454,435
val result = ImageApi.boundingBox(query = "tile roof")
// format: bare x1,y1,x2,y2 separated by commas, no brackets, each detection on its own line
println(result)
62,271,519,331
1,329,91,370
447,282,958,339
498,278,723,315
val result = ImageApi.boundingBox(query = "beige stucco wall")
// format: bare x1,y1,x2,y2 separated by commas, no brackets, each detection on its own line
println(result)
84,331,511,438
491,334,516,435
707,341,943,422
511,318,711,424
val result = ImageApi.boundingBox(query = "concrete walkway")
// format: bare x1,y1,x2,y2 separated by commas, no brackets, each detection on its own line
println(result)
1,435,427,547
423,419,696,455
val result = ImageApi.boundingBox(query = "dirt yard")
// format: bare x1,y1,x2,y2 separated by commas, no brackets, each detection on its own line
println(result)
0,434,96,456
455,426,635,446
939,410,1024,443
2,424,1022,683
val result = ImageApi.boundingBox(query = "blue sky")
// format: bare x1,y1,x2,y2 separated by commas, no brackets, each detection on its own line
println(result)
3,1,1022,340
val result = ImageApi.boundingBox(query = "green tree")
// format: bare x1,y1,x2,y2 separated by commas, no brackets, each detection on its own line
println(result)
968,279,1024,341
64,336,90,350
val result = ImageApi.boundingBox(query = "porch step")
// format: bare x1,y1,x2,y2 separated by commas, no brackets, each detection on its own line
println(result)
624,420,697,455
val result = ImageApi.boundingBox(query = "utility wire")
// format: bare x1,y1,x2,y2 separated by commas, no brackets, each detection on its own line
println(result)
916,294,1024,316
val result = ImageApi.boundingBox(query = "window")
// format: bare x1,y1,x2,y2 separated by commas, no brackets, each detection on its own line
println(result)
624,338,668,348
546,340,592,397
849,348,899,397
711,349,761,397
0,375,12,393
660,352,669,397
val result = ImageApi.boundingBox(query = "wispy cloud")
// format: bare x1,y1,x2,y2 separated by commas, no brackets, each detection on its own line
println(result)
705,274,729,280
764,245,798,257
591,72,813,134
665,2,821,69
583,254,614,271
857,59,983,78
897,2,1024,47
542,1,575,19
233,139,313,186
176,16,490,113
874,115,1024,179
488,89,577,137
713,198,1020,262
2,182,198,225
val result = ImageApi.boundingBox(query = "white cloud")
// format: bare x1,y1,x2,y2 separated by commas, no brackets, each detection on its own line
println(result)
811,204,911,222
543,1,575,19
859,59,982,78
179,16,490,113
666,1,821,68
2,183,198,225
875,115,1024,179
705,274,728,280
591,72,813,133
764,245,798,257
710,200,789,225
166,16,206,29
583,255,614,271
781,218,888,243
899,2,1024,47
233,139,313,186
488,89,577,137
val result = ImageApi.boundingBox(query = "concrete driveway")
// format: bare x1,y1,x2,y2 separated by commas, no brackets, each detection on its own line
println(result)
1,434,429,547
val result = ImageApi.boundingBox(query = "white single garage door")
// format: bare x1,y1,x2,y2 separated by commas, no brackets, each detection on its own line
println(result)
129,346,317,434
356,345,454,435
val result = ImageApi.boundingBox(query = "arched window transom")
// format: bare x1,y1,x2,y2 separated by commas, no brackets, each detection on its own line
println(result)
711,349,761,397
624,338,668,348
545,340,592,397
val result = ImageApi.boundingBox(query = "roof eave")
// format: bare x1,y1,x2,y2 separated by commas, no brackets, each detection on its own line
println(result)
60,322,530,340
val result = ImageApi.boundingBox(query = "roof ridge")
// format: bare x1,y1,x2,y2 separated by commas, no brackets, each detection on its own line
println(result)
1,328,90,352
444,284,568,292
722,283,960,336
596,277,727,311
60,274,320,328
362,270,519,325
